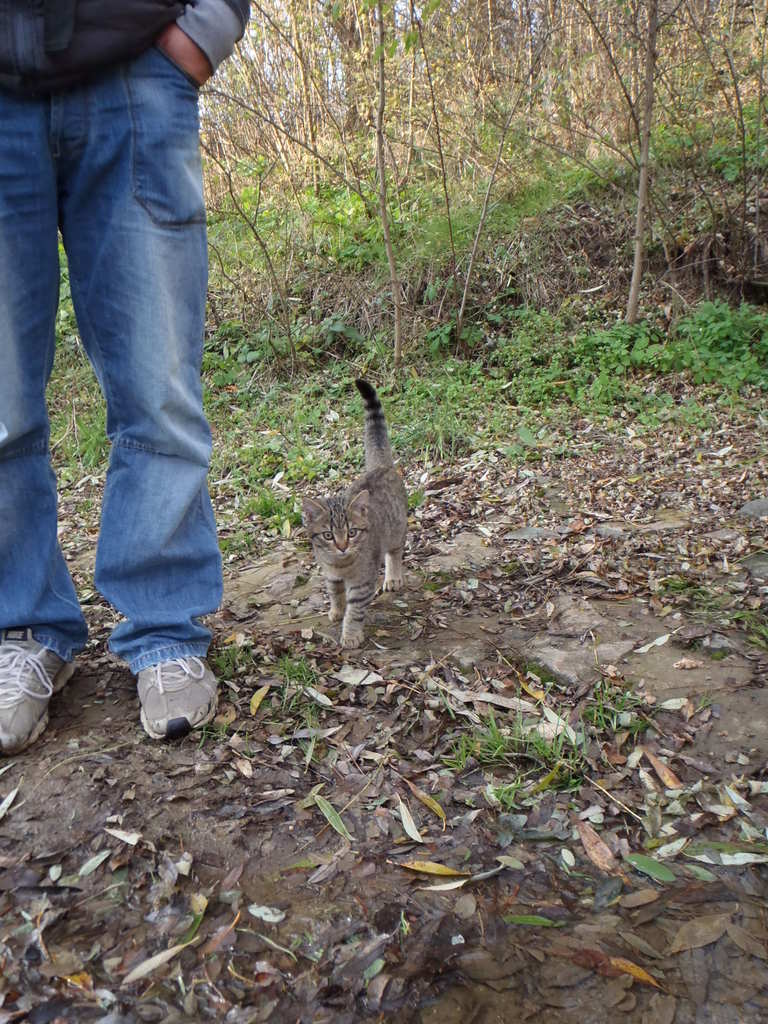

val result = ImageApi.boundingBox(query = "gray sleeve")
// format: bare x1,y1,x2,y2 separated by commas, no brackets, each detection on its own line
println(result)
176,0,248,71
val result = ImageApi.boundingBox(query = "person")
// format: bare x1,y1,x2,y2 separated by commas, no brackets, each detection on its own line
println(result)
0,0,250,752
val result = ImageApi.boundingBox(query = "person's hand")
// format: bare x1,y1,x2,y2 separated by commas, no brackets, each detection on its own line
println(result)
155,23,213,86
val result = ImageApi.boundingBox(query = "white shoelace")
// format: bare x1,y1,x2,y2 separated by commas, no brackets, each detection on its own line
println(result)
152,656,207,695
0,643,54,707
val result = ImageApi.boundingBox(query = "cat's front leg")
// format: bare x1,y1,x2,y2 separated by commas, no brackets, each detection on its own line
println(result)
326,578,346,623
341,580,376,648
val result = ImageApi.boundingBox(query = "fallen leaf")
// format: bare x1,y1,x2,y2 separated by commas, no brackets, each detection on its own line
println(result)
190,893,208,915
64,971,94,991
503,914,562,927
496,855,525,870
176,851,193,876
233,757,253,778
397,797,423,843
438,682,536,714
639,747,683,789
249,904,287,924
417,878,470,892
121,940,195,986
722,784,750,812
658,698,690,711
214,705,236,728
576,821,618,873
331,666,383,686
398,860,470,877
684,864,718,881
607,957,660,988
249,685,270,715
635,634,671,654
656,837,688,859
668,913,730,953
219,861,245,890
180,894,208,944
79,849,111,877
642,993,677,1024
402,777,446,828
541,705,577,744
200,910,241,957
726,922,768,960
104,827,141,846
520,678,547,701
720,852,768,866
620,889,659,909
455,893,477,919
363,957,386,982
0,786,18,823
41,951,85,978
305,685,333,707
673,657,703,670
625,853,676,883
314,794,353,842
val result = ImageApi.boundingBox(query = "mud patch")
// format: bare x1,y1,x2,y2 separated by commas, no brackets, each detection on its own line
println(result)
3,447,768,1020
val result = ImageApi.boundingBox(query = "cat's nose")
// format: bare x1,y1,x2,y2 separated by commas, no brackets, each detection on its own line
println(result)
337,538,348,551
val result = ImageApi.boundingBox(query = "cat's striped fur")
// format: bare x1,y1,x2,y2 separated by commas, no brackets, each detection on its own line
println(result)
302,380,408,648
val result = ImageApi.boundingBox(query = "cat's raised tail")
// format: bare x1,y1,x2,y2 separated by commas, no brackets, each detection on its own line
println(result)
355,379,394,471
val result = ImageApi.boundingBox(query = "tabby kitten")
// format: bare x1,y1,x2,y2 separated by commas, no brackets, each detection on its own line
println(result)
302,380,408,649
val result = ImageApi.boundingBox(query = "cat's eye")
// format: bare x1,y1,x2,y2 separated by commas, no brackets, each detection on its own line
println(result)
348,528,358,537
322,531,333,540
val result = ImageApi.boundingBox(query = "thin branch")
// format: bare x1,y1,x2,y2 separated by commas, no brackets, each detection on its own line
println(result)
202,141,296,365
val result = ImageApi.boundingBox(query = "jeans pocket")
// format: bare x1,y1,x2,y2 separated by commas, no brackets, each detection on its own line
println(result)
126,46,206,226
152,44,203,90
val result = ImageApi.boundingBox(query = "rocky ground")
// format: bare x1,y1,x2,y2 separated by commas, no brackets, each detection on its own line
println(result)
1,411,767,1023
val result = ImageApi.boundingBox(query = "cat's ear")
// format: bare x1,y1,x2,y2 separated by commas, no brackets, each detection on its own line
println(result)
347,489,370,526
302,497,326,527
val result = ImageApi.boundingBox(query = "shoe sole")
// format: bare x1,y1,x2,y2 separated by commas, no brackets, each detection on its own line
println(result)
140,693,218,741
2,661,77,755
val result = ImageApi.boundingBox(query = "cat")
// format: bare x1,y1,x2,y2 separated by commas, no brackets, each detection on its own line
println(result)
302,379,408,649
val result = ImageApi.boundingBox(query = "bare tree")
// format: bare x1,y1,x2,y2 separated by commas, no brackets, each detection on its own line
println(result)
374,0,403,366
626,0,659,323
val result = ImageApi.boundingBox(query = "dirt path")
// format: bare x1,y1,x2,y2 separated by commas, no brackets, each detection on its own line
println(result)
2,439,767,1022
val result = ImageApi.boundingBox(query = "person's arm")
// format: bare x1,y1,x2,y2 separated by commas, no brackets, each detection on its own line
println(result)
156,0,250,86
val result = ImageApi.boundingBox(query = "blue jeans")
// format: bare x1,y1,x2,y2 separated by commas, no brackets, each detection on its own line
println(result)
0,48,222,672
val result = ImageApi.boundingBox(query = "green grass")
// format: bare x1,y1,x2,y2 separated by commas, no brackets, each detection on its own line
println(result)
242,488,301,529
277,655,319,713
444,711,588,794
583,680,649,739
47,122,768,580
658,574,768,651
48,291,768,514
208,640,261,680
731,610,768,652
444,680,662,804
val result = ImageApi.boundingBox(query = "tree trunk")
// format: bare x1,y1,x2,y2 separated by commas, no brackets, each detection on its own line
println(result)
626,0,658,324
289,0,319,196
374,0,403,367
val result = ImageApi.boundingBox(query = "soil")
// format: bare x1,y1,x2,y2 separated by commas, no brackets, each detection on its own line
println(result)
2,429,768,1022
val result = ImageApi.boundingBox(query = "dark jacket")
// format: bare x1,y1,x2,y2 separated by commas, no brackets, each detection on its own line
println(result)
0,0,250,94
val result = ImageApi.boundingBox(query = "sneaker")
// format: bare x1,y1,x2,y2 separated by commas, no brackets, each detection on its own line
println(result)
137,657,218,740
0,629,76,754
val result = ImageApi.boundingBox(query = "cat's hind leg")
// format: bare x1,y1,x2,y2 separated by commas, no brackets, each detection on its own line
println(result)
383,548,404,591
